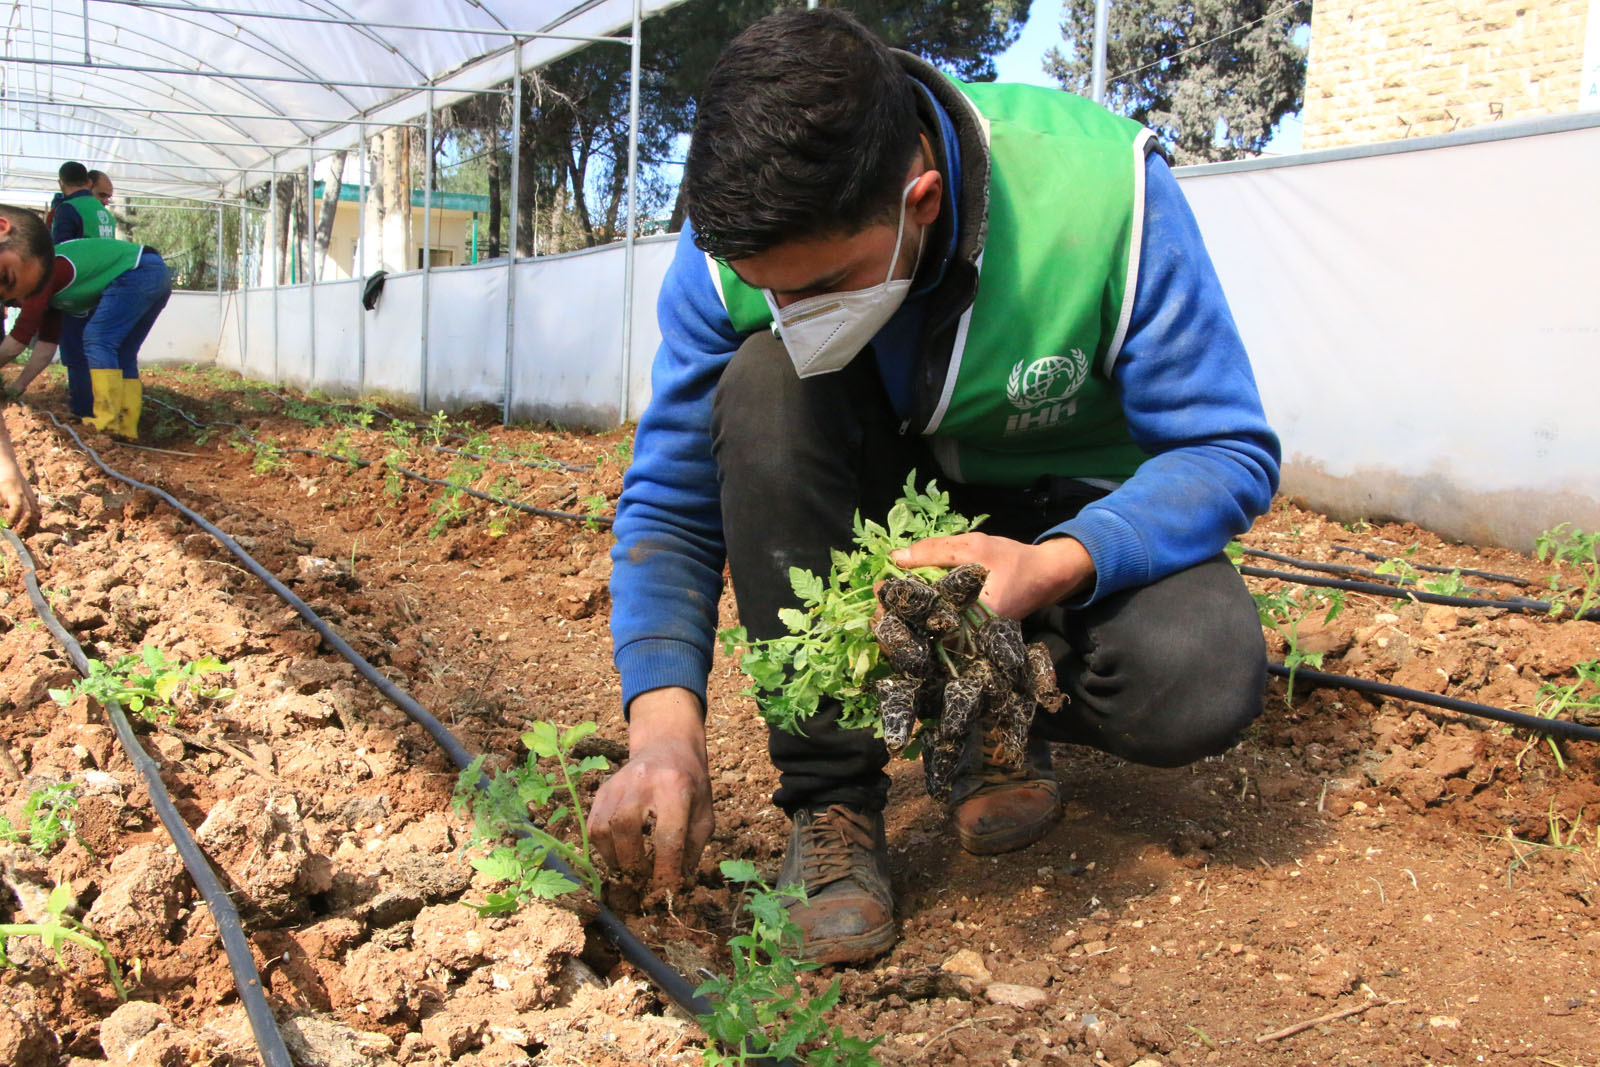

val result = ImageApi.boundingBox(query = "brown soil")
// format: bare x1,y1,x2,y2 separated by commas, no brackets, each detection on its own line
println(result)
2,363,1598,1067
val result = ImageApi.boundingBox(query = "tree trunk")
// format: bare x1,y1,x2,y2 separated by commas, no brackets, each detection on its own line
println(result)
487,144,502,260
315,149,348,279
376,127,413,272
274,176,293,285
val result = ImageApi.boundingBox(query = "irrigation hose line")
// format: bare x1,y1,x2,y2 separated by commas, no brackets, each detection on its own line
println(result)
37,411,748,1056
1237,564,1600,622
1328,544,1531,587
1268,661,1600,743
142,394,614,528
1,528,296,1067
1240,547,1510,599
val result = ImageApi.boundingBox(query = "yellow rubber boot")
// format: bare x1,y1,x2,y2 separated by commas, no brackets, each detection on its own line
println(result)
83,369,123,432
114,378,142,440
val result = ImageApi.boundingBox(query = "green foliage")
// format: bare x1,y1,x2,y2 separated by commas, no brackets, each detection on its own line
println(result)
381,448,409,504
580,494,610,529
326,429,363,467
426,410,452,448
0,880,127,1000
250,438,284,475
451,720,609,913
1536,524,1600,619
118,198,243,291
385,419,417,451
429,457,487,538
1252,587,1345,704
1046,0,1312,164
695,860,883,1066
1422,569,1467,597
1527,660,1600,773
719,475,983,736
49,647,234,725
0,782,79,855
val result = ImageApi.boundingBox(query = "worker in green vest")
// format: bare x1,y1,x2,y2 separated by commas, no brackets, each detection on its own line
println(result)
50,161,118,242
0,205,51,531
594,10,1280,965
8,237,171,439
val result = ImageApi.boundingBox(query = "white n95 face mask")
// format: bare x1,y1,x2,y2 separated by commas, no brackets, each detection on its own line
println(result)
765,180,925,379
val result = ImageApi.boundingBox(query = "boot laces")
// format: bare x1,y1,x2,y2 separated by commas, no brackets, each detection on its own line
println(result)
799,804,875,889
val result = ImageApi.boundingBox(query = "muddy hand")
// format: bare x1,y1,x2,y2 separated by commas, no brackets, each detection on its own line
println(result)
589,689,713,891
0,474,38,534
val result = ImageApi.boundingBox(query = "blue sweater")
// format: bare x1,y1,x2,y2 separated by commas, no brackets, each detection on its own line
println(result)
610,152,1280,714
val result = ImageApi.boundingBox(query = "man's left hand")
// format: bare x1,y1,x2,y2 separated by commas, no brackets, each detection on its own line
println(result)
891,532,1095,619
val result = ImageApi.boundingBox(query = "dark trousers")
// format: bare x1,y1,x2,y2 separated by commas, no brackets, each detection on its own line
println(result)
711,333,1267,815
58,313,92,417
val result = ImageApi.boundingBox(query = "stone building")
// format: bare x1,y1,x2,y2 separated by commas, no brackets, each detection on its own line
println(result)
1301,0,1597,150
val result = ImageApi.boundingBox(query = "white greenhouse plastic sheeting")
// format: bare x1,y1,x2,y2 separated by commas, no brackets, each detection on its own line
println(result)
0,0,687,199
1179,119,1600,551
216,236,679,423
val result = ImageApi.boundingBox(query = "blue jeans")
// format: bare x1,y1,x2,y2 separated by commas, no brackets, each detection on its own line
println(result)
57,312,91,417
82,254,172,378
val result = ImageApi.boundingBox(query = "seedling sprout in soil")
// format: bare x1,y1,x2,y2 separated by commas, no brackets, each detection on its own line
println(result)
0,781,79,855
695,860,883,1067
1536,523,1600,619
1521,659,1600,772
453,720,608,913
49,646,234,725
0,880,127,1000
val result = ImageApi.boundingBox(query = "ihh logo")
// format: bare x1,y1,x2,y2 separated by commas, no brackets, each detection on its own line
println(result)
1004,350,1088,435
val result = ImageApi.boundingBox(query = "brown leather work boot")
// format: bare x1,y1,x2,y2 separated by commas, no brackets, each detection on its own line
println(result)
776,804,895,965
949,730,1061,855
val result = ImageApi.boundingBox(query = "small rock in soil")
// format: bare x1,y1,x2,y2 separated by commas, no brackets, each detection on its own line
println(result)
0,987,60,1067
85,842,189,942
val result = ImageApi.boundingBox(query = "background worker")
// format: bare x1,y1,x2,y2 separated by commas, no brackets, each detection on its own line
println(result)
88,170,115,212
0,205,55,532
6,237,170,440
593,9,1279,965
51,162,118,243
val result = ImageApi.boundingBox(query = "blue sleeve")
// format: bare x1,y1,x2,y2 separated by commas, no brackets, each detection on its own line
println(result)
1050,153,1280,602
52,203,83,244
608,224,745,714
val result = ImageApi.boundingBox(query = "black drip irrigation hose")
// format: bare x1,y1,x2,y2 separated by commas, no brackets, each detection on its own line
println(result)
1268,661,1600,743
1237,564,1600,621
1328,544,1532,587
143,395,613,528
259,389,592,473
1,528,295,1067
36,411,765,1061
1241,547,1507,598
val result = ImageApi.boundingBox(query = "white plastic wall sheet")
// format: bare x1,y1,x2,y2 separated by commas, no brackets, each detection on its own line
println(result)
237,289,280,382
1178,123,1600,550
425,267,509,412
363,273,425,403
139,292,220,366
501,235,675,424
311,280,363,398
272,287,315,390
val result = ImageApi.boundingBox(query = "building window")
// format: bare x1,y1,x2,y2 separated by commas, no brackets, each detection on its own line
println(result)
416,247,455,268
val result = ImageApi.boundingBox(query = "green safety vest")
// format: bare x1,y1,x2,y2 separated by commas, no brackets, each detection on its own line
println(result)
708,76,1157,487
51,239,145,316
77,197,118,240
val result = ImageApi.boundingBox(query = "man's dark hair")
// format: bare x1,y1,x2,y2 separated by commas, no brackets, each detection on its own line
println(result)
87,169,105,185
58,161,90,187
0,205,55,295
685,8,922,260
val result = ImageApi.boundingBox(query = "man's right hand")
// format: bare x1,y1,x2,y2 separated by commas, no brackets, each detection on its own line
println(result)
0,472,39,534
590,687,714,892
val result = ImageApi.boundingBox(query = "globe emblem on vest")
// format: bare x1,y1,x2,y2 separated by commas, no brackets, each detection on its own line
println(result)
1006,350,1089,412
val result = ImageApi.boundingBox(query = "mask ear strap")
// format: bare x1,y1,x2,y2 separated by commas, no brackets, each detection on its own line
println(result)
884,178,919,285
